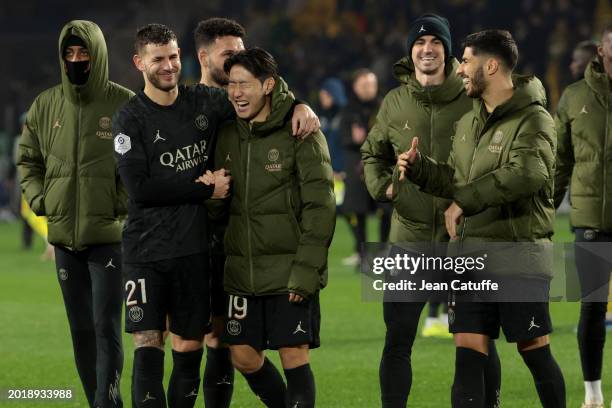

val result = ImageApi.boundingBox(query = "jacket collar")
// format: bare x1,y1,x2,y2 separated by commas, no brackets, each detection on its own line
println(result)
392,57,465,104
584,58,612,98
237,76,295,139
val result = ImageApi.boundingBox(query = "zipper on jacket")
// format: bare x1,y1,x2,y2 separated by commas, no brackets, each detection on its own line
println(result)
428,90,437,242
506,206,518,240
460,116,486,242
245,139,255,293
74,92,82,248
602,94,609,228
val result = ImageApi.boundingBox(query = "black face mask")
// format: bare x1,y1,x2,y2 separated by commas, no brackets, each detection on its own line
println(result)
65,60,90,85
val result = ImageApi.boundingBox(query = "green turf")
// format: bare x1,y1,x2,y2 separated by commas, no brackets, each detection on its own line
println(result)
0,215,610,407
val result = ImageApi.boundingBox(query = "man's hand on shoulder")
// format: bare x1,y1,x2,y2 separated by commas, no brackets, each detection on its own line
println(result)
292,104,320,139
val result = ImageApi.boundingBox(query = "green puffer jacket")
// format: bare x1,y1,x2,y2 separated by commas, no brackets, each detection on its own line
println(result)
361,58,471,243
407,76,556,278
214,77,336,298
554,59,612,231
17,20,133,250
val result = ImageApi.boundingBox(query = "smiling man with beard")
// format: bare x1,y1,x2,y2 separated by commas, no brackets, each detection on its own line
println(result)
113,24,232,408
398,29,566,407
361,14,502,407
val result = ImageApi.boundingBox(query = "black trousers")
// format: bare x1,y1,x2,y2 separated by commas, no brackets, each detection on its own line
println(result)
380,301,426,405
574,229,612,381
55,244,124,408
381,301,501,408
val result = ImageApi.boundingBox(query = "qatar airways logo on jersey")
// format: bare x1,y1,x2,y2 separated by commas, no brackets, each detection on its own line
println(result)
160,139,208,172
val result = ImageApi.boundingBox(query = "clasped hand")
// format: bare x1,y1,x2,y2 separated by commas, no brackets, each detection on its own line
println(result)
196,168,231,199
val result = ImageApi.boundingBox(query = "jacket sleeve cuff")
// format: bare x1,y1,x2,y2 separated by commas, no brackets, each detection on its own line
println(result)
375,176,393,202
30,195,45,216
453,184,482,216
406,153,424,185
289,245,327,297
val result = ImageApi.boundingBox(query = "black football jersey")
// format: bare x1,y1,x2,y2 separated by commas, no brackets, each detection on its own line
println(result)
113,84,235,263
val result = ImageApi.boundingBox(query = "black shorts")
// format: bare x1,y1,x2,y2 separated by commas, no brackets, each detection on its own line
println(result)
448,301,552,342
124,252,210,340
222,293,321,351
210,253,227,317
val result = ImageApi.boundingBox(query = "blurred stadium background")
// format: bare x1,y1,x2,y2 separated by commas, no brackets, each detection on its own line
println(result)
1,0,612,407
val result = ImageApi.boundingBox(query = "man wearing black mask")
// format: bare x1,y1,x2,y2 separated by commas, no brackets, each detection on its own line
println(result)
17,20,133,407
64,35,91,84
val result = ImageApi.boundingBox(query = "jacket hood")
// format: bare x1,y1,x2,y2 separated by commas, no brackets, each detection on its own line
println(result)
320,77,347,108
247,75,295,137
58,20,109,103
584,58,611,98
392,57,465,104
475,75,547,125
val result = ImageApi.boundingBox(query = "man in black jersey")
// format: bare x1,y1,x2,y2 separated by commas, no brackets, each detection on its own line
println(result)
113,24,233,408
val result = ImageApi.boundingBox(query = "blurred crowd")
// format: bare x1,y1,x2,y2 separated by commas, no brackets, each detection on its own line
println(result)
1,0,609,256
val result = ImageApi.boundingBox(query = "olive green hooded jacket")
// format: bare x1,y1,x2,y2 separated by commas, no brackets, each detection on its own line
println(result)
17,20,133,250
555,59,612,231
407,76,556,278
361,58,471,242
214,77,336,298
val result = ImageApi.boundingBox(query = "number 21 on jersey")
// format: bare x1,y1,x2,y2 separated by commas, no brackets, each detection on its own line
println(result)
125,279,147,306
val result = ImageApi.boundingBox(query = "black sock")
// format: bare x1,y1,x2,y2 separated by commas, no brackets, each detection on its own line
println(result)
577,301,607,380
202,347,234,408
379,340,413,407
284,364,315,408
451,347,486,408
132,347,166,408
168,348,203,408
520,345,566,408
379,302,422,408
242,358,287,408
484,340,501,408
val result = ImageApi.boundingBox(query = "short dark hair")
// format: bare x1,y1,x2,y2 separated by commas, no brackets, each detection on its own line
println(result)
352,68,375,85
194,18,245,50
462,29,519,71
575,40,598,55
135,23,177,53
223,47,278,82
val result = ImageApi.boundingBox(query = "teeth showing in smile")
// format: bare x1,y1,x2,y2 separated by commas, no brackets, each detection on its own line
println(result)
236,101,248,107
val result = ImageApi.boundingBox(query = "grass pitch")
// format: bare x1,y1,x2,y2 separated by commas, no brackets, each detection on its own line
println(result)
0,215,610,407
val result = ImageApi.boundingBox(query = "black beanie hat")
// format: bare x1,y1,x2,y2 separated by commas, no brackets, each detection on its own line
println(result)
406,13,452,62
64,34,87,50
